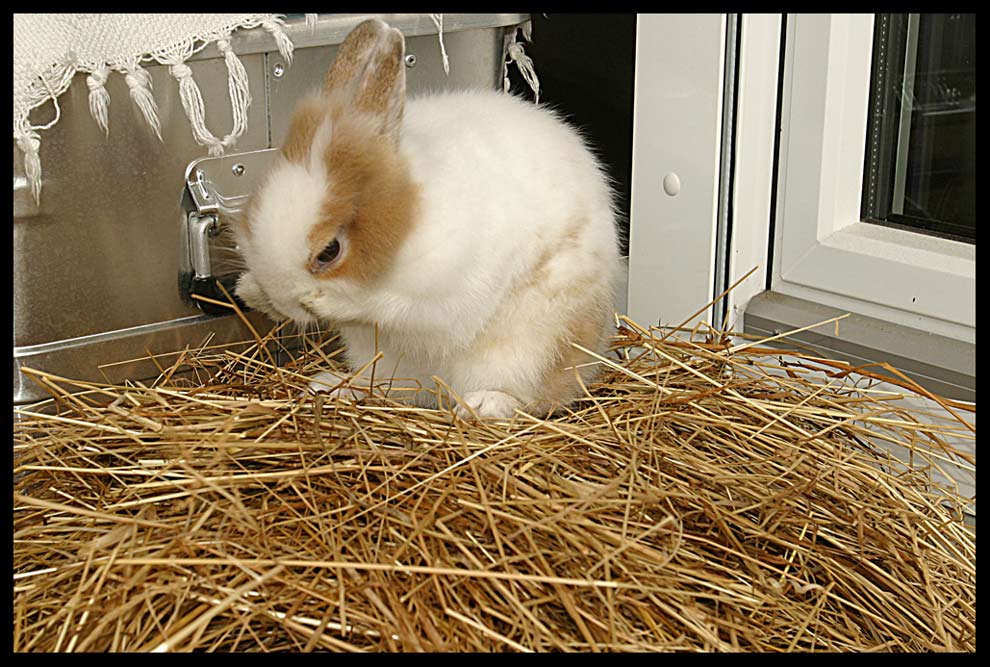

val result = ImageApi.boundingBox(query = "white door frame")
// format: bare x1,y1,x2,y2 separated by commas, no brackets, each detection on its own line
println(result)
626,14,727,330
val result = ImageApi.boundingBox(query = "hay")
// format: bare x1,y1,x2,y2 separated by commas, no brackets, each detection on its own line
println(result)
13,314,975,652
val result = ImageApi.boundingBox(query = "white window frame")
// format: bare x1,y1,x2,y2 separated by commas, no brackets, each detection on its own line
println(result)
771,13,975,343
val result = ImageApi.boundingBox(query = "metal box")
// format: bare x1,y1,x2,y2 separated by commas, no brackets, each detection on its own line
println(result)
13,13,530,404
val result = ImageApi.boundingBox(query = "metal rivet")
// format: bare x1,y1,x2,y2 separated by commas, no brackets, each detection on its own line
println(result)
272,62,285,78
232,164,245,177
404,54,417,68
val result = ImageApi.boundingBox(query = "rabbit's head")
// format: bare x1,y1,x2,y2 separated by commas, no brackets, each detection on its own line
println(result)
234,19,418,325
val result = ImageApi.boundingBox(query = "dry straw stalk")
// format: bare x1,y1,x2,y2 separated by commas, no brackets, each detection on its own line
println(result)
13,313,975,652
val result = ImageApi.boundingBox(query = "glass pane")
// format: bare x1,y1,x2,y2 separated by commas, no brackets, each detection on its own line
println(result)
861,13,975,243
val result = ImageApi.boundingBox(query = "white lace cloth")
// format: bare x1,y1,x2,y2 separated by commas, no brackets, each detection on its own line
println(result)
13,13,301,203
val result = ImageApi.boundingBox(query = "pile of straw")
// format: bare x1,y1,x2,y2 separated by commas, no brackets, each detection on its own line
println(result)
14,315,975,652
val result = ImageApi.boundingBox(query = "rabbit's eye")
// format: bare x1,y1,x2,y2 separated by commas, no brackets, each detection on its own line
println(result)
311,239,341,272
318,239,340,263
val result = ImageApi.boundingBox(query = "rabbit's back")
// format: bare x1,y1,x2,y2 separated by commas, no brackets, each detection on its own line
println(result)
389,89,620,322
401,89,615,225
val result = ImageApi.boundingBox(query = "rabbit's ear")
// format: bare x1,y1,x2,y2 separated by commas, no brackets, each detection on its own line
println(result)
325,19,406,142
352,25,406,142
324,19,386,95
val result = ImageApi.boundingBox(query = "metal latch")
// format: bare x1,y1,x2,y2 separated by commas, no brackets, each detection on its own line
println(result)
180,148,277,315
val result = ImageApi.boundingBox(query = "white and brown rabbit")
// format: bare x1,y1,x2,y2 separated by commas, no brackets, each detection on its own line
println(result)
233,18,621,419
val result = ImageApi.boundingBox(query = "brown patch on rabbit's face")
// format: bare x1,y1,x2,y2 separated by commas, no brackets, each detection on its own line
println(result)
304,112,418,286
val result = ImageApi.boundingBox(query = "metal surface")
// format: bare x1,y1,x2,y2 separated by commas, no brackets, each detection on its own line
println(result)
184,149,273,217
181,148,274,310
14,312,272,404
14,13,526,405
186,213,218,279
13,53,270,349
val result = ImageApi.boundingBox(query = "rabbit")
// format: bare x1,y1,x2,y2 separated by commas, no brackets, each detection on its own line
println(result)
232,18,621,419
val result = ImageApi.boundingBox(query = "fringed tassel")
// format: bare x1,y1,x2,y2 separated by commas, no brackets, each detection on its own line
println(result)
17,62,69,204
304,14,319,32
430,14,450,75
261,17,295,65
216,37,251,151
169,62,225,157
503,25,541,103
86,66,112,136
123,64,163,142
16,129,44,204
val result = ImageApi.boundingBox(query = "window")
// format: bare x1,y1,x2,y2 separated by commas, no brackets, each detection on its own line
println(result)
862,14,976,244
769,14,974,334
735,14,974,401
627,15,974,400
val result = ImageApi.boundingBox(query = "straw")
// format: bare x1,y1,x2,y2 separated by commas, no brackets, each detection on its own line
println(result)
13,315,975,652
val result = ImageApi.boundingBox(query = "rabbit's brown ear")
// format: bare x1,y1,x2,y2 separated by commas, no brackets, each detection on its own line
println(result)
324,19,387,94
324,19,406,143
352,26,406,142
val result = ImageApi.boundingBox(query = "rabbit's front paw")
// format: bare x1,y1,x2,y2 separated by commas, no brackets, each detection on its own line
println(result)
455,390,521,420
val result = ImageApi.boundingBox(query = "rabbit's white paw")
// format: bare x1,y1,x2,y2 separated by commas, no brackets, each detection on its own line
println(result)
455,390,521,420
